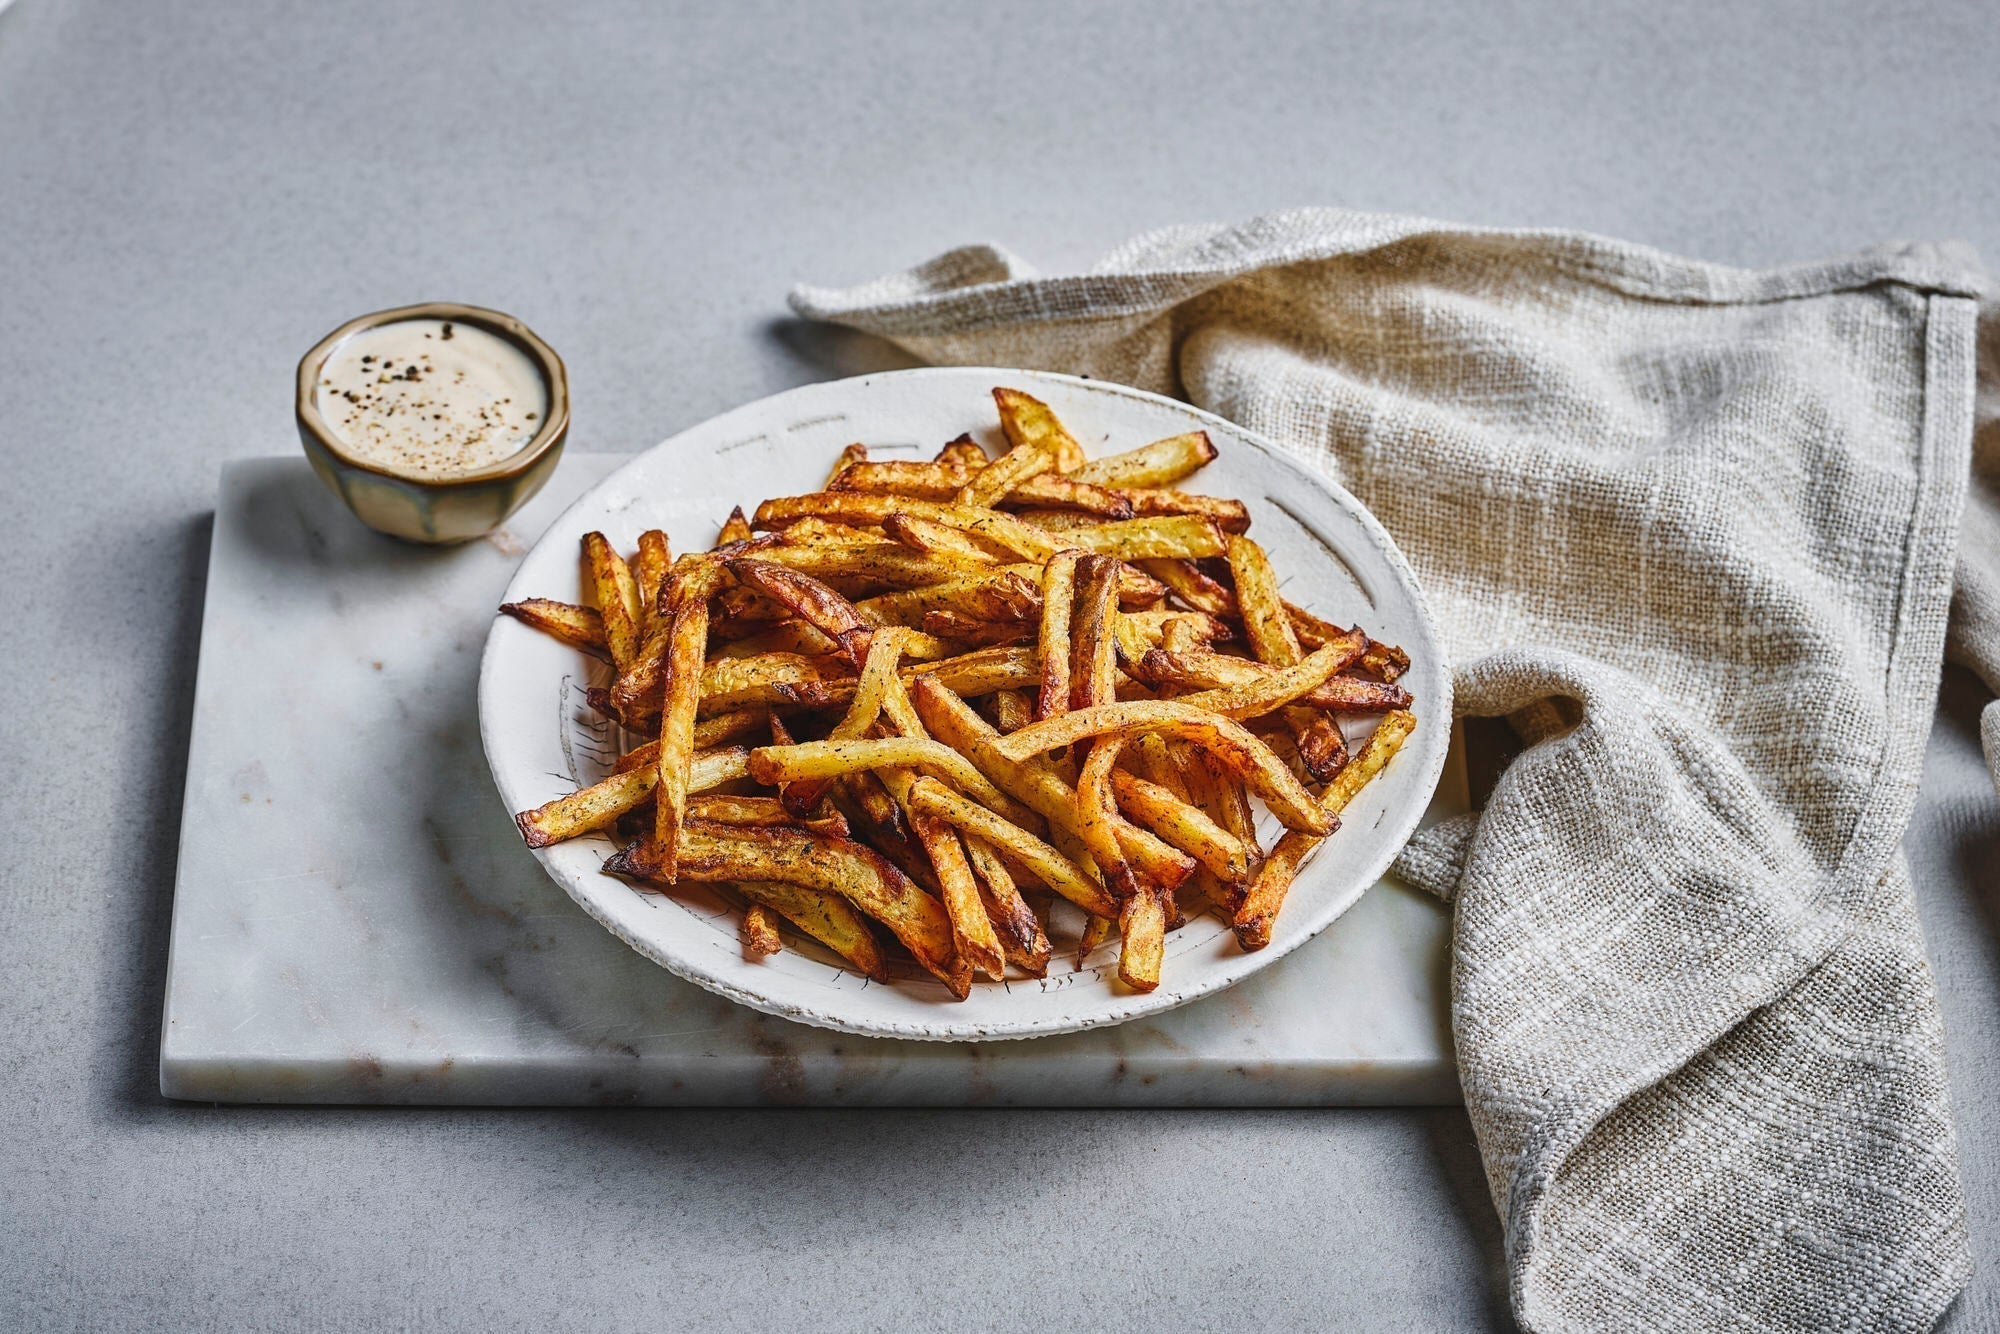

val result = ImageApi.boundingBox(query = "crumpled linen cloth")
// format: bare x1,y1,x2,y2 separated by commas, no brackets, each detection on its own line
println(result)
790,209,1995,1333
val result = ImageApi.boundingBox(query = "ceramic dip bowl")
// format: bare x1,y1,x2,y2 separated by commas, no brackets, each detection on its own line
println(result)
295,302,569,544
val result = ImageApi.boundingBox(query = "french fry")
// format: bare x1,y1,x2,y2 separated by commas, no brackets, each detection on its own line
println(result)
740,905,783,955
1065,516,1228,562
652,589,709,878
608,821,970,997
1069,555,1121,712
513,746,750,848
777,516,883,547
935,433,986,467
883,513,1007,564
842,461,1133,518
907,677,1194,889
1121,490,1251,533
1140,558,1235,618
727,558,874,671
1132,647,1411,713
499,599,608,656
748,736,1040,830
1235,710,1417,950
824,442,867,488
696,652,841,715
1109,768,1252,883
735,878,886,981
1226,532,1349,779
583,532,643,669
1037,549,1082,722
633,530,672,617
917,611,1034,648
904,776,1117,918
1067,430,1216,488
1077,737,1140,901
991,700,1332,835
1117,884,1167,991
958,439,1055,509
756,540,994,589
993,386,1088,474
856,572,1041,628
913,812,1005,981
1076,911,1115,969
965,835,1051,976
716,506,753,546
989,688,1034,734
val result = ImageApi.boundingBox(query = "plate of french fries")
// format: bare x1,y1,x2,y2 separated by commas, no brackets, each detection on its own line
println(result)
478,368,1449,1040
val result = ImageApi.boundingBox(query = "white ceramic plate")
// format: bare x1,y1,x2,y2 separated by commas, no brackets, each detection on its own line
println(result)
479,368,1450,1041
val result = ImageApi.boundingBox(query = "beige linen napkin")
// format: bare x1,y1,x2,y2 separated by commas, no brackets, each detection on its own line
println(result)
791,210,1992,1333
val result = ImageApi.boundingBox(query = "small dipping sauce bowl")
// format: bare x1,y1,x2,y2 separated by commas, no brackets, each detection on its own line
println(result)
296,302,569,544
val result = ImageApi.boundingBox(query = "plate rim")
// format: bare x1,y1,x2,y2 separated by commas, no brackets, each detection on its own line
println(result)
478,367,1452,1041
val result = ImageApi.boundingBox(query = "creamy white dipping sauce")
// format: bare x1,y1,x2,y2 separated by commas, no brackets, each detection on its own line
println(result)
315,318,548,477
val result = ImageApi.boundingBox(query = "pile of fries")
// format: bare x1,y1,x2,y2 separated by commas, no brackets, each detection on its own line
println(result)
502,388,1416,997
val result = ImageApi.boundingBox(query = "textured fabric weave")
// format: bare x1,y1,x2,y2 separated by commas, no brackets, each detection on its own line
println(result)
790,209,1992,1332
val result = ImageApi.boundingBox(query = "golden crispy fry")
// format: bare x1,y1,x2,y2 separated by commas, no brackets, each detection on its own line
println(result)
695,652,840,715
651,591,709,877
749,736,1039,830
824,442,868,488
936,433,986,467
513,746,750,848
1076,738,1140,901
1121,490,1251,533
1068,430,1216,488
990,688,1034,734
1235,709,1417,950
1069,554,1121,712
634,530,672,617
735,878,886,981
608,821,970,997
611,554,732,715
740,904,783,955
916,611,1034,648
1117,885,1167,991
716,506,753,546
778,646,1040,711
993,386,1088,474
778,516,883,547
1225,532,1349,778
1109,768,1252,883
1158,615,1211,656
906,677,1194,889
1138,558,1235,617
757,540,994,589
836,462,1133,517
727,558,874,671
583,531,643,669
958,439,1055,508
964,835,1051,976
904,777,1117,919
681,793,850,838
1066,516,1228,561
1076,912,1114,968
1163,640,1363,721
856,572,1041,628
912,812,1005,980
991,700,1332,835
499,599,608,656
882,513,1006,564
1132,648,1411,713
1037,549,1082,722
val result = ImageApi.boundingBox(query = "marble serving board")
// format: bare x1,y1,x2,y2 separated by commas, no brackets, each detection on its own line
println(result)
159,456,1465,1106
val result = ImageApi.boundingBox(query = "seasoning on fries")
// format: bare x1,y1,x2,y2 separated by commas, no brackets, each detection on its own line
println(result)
500,387,1416,996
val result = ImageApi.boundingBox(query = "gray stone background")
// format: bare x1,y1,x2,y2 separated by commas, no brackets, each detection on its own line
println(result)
2,1,1995,1328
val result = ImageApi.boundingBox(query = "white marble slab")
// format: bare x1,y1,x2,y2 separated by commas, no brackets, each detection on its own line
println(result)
159,457,1465,1105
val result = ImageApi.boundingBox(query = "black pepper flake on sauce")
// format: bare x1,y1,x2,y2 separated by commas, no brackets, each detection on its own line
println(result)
440,322,454,340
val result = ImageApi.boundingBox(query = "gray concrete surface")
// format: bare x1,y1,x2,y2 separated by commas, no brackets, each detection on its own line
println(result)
1,1,1995,1329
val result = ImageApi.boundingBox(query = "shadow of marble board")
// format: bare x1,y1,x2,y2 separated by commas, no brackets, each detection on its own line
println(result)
160,457,1464,1106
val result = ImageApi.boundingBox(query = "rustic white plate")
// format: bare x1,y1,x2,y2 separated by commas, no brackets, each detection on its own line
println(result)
479,368,1450,1041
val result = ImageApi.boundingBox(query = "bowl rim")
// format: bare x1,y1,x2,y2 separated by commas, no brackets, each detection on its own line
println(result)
295,301,570,488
